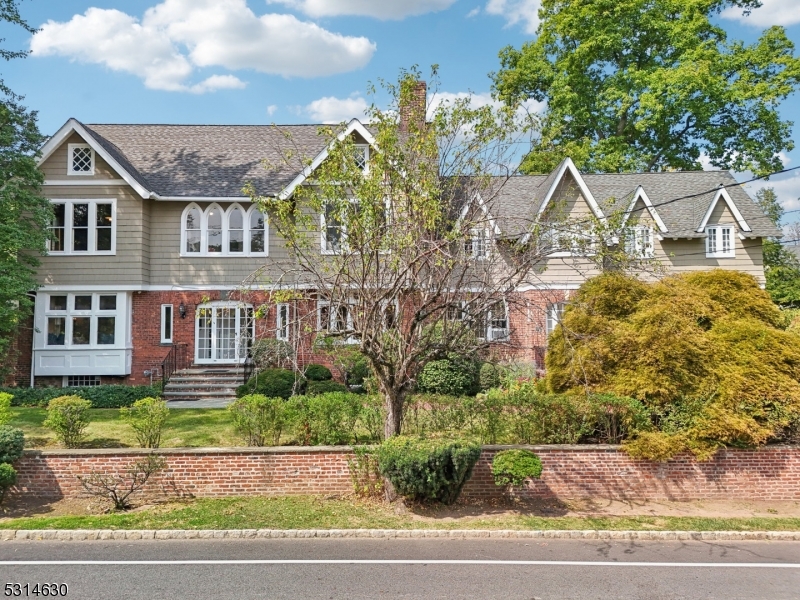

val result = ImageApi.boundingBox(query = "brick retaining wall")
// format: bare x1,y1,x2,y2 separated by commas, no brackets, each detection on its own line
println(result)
10,445,800,502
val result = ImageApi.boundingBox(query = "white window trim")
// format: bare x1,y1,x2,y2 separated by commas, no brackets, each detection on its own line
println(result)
43,292,123,350
180,203,268,257
63,375,101,387
317,299,358,343
546,302,565,336
466,228,489,260
67,143,95,176
486,301,509,342
47,198,117,256
354,144,370,174
625,225,655,259
160,304,173,344
705,225,736,258
276,302,290,341
320,202,348,255
541,224,597,258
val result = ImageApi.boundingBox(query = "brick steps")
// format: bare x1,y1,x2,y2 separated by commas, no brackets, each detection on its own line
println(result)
163,365,249,402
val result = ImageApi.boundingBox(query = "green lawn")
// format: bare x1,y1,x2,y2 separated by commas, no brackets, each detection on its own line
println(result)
10,408,242,449
2,496,800,531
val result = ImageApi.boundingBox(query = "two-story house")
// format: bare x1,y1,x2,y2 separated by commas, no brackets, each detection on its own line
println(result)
8,88,780,395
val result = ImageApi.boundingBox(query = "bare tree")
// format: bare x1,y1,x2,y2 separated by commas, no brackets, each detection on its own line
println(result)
246,68,641,437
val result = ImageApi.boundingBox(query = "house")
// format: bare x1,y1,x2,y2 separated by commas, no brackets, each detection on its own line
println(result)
7,87,780,396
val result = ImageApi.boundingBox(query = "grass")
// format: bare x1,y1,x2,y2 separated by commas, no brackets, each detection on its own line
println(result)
2,496,800,531
10,408,242,449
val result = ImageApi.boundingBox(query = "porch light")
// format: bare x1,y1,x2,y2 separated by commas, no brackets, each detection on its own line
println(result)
179,303,186,319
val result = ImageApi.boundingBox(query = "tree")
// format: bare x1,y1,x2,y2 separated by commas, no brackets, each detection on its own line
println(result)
247,68,559,438
546,270,800,459
755,187,800,306
0,0,50,375
492,0,800,175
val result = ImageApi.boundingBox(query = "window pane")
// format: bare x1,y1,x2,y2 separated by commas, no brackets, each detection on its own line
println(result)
250,230,264,253
163,306,172,341
73,228,88,252
185,207,201,230
229,229,244,253
50,204,65,252
99,295,117,310
72,317,91,345
47,317,65,346
97,317,115,345
229,208,244,230
74,295,92,310
96,203,112,227
207,207,222,253
71,147,92,172
96,227,112,251
250,211,265,230
73,203,89,227
49,295,67,311
186,230,201,253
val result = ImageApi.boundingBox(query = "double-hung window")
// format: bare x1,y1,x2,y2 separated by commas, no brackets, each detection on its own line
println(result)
318,299,357,343
625,225,654,259
321,202,346,254
45,293,120,348
540,224,595,256
705,225,735,258
48,199,116,255
181,203,268,257
465,229,488,260
487,301,509,341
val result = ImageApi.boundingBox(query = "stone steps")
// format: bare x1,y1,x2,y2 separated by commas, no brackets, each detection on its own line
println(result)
163,365,249,403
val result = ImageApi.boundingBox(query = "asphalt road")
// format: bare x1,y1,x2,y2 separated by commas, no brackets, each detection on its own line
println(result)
1,538,800,599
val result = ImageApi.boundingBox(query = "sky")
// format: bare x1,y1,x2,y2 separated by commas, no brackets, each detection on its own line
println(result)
2,0,800,223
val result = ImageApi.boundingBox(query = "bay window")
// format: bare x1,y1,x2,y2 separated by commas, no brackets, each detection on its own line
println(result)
45,293,120,348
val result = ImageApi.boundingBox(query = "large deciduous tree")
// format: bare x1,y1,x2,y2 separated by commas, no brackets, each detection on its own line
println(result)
755,187,800,307
247,69,556,438
492,0,800,175
0,0,50,374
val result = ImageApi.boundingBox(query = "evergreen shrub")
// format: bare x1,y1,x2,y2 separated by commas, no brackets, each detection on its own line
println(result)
417,356,479,396
120,397,170,449
293,392,362,445
376,436,481,504
306,380,348,396
0,385,159,408
491,449,543,487
0,463,16,505
236,368,301,399
0,425,24,463
229,394,292,446
304,364,333,381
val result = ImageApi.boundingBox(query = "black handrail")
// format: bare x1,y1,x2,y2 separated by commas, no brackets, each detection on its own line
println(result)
161,343,189,387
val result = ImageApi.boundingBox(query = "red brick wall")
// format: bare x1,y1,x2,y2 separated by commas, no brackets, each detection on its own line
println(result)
11,445,800,502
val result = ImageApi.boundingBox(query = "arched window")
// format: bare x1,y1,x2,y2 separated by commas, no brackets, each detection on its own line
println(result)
228,205,244,253
181,203,267,257
184,205,201,253
206,205,223,253
249,208,266,254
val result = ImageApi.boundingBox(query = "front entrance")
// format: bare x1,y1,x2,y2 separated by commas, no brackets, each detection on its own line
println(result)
195,302,253,364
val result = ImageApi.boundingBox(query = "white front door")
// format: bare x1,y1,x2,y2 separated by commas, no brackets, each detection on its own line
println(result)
195,302,253,364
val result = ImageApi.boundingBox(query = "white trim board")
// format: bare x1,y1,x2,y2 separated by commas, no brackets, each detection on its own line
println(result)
696,187,751,233
278,119,377,201
622,186,669,233
536,158,606,222
44,179,129,186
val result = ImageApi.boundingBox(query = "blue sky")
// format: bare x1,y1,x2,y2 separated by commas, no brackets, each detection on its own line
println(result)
2,0,800,220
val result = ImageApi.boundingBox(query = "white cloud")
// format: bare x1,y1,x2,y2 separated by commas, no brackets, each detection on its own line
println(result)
428,90,544,119
746,171,800,219
268,0,456,20
305,95,369,123
267,104,278,116
466,7,481,18
721,0,800,27
485,0,541,34
31,0,376,93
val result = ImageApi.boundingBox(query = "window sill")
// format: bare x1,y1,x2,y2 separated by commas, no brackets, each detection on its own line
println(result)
47,251,117,257
179,252,269,258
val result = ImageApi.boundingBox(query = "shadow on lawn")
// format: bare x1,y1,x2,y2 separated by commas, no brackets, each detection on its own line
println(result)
407,497,572,520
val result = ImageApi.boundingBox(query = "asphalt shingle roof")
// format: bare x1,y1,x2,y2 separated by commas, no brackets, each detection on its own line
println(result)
81,122,334,198
70,121,779,238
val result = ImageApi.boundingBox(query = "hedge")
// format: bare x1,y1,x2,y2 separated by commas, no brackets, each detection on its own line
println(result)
0,385,161,408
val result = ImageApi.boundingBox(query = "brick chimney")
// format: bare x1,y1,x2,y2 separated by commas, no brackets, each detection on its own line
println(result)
399,80,427,133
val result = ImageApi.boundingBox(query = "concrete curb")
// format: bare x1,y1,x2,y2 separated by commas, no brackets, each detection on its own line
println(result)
2,529,800,542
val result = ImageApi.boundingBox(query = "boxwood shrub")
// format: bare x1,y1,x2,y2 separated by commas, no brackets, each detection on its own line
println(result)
376,436,481,504
304,364,333,381
0,385,161,408
0,426,24,464
417,356,480,396
306,380,348,396
491,449,543,487
236,368,303,399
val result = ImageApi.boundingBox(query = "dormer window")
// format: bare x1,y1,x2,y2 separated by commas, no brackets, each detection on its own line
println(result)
353,145,368,172
625,225,654,259
465,229,488,260
68,143,95,175
706,225,735,258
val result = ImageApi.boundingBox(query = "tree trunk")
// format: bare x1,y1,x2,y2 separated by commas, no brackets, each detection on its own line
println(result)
384,388,405,439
